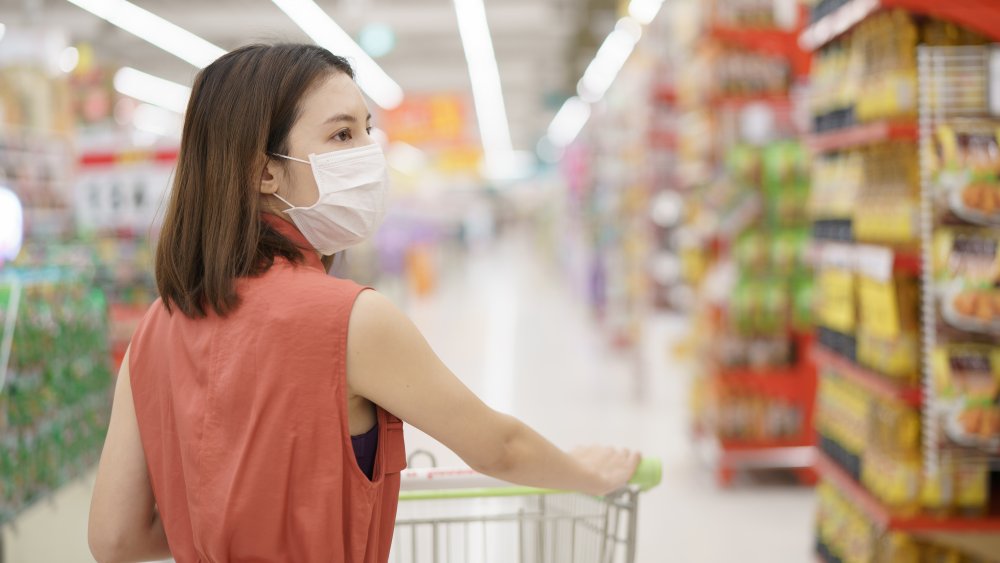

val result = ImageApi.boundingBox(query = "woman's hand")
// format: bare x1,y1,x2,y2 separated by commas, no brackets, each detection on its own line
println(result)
570,446,642,496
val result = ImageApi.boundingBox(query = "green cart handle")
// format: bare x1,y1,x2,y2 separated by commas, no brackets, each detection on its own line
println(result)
629,457,662,492
398,457,662,502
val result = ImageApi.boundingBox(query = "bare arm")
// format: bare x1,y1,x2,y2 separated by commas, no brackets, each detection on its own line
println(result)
88,348,171,563
347,290,639,496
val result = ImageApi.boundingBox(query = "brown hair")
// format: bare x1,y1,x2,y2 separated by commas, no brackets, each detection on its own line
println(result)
156,44,354,318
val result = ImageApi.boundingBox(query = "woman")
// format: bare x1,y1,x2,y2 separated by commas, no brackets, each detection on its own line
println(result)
88,43,640,563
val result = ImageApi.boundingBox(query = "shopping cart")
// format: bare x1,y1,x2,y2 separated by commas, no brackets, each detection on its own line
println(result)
391,452,662,563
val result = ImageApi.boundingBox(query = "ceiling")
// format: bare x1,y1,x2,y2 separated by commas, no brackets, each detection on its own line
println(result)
0,0,622,150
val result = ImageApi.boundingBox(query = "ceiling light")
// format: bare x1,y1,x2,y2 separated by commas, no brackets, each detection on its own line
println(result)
577,18,642,103
547,96,591,148
271,0,404,109
358,23,396,59
113,67,191,114
452,0,515,178
64,0,225,68
132,103,183,137
58,46,80,73
628,0,665,25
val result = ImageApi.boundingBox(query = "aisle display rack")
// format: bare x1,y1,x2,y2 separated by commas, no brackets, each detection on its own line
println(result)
803,2,1000,560
684,1,821,487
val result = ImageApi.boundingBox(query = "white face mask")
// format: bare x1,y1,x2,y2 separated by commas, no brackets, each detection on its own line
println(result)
270,143,388,256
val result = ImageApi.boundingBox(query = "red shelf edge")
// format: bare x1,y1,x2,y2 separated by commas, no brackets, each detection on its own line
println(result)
813,344,922,406
801,0,1000,52
893,251,922,276
712,93,793,108
817,452,1000,532
719,439,815,452
799,0,884,51
807,121,919,153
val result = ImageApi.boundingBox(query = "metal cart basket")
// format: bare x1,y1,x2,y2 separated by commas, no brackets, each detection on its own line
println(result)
391,455,662,563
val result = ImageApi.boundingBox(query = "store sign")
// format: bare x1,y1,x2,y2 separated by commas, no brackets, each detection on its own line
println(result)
74,148,177,234
383,95,469,145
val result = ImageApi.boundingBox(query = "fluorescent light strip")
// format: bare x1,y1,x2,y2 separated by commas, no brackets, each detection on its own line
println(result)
577,18,642,103
545,17,643,149
271,0,403,110
628,0,665,25
547,96,591,148
64,0,225,68
452,0,514,169
114,67,191,114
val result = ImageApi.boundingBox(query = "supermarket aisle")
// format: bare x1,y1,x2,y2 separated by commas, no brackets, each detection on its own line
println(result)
401,227,817,563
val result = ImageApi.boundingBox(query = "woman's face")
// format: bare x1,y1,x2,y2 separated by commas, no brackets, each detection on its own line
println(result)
262,71,373,210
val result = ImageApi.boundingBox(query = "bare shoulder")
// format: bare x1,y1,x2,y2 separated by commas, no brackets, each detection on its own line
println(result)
348,289,413,344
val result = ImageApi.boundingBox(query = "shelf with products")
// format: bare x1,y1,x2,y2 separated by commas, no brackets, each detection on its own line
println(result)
805,1,1000,552
0,268,114,525
817,451,1000,533
708,0,811,77
806,120,919,153
801,0,1000,52
814,343,922,407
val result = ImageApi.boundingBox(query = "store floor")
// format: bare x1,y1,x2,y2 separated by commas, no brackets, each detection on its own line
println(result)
2,227,816,563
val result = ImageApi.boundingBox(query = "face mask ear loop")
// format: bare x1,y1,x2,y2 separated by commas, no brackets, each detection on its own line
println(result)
269,153,311,164
271,191,297,211
266,153,310,211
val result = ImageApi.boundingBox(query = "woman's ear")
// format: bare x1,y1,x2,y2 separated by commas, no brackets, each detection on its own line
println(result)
259,157,281,195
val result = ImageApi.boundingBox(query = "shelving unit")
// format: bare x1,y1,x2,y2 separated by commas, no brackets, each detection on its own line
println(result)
817,452,1000,533
813,344,922,407
805,3,1000,560
806,120,919,153
800,0,1000,51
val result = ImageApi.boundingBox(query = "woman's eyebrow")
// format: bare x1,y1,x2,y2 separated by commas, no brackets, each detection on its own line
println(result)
324,113,373,124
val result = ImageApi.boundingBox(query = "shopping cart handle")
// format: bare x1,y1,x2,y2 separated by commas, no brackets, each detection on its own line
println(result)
629,457,662,492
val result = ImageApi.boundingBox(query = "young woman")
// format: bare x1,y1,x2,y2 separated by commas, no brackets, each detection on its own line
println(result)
88,43,640,563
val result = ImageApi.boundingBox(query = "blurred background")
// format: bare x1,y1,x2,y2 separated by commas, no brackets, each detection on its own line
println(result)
1,0,1000,561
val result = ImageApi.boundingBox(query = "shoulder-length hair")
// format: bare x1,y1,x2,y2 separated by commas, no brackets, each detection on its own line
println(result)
156,43,354,318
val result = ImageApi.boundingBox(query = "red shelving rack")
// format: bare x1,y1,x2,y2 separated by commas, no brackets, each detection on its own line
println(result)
813,344,922,407
817,452,1000,533
710,24,812,77
712,333,819,486
800,0,1000,52
806,120,919,153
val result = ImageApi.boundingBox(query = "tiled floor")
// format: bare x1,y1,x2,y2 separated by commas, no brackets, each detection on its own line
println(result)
1,228,816,562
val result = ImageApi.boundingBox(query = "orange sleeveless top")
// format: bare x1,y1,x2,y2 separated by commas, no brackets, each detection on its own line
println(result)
129,214,405,562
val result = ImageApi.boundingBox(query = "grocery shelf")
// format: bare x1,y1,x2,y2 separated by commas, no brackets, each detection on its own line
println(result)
817,451,1000,532
806,121,918,153
719,439,816,452
800,0,1000,52
710,24,811,77
704,437,817,487
716,364,817,403
813,344,922,407
80,148,180,166
712,93,793,108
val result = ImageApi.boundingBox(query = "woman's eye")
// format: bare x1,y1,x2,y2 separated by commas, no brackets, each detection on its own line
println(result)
334,129,352,142
366,126,373,135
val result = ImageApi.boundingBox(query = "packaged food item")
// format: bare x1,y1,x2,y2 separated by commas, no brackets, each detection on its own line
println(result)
932,344,1000,453
932,228,1000,337
933,121,1000,227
